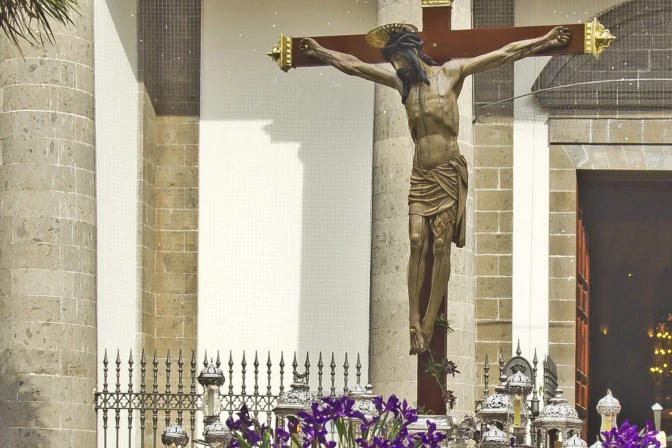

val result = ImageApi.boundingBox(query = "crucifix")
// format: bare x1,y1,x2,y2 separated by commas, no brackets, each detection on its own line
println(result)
267,0,615,415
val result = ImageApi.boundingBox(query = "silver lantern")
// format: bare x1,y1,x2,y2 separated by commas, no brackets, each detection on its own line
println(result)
272,372,316,442
481,426,511,448
505,368,534,447
198,360,226,426
349,383,379,419
408,415,455,448
562,434,588,448
479,373,512,431
596,390,621,437
531,388,584,448
204,419,233,447
162,424,190,448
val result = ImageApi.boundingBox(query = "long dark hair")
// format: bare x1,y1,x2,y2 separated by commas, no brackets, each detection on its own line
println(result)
380,32,438,104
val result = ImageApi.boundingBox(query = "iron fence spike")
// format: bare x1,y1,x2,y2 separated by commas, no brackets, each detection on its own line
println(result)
356,353,361,385
267,352,272,396
229,351,234,395
216,351,221,368
343,353,349,394
279,351,285,394
330,352,336,397
317,352,324,397
254,351,260,396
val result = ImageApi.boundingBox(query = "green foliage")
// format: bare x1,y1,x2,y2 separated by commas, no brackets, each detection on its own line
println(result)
434,314,454,332
423,315,459,410
0,0,79,51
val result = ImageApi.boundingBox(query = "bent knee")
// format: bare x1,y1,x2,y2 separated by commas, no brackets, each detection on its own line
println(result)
433,238,446,254
410,233,424,250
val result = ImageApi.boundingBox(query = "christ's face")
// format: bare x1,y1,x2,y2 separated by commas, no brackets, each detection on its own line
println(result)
390,53,410,70
390,52,416,80
390,50,423,83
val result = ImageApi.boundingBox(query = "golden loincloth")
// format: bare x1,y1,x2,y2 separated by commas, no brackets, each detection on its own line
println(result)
408,155,468,247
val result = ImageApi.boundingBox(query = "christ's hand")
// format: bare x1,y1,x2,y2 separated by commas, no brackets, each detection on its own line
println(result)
300,38,320,58
545,26,571,48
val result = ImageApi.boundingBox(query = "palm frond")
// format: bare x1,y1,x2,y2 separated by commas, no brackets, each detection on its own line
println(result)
0,0,80,52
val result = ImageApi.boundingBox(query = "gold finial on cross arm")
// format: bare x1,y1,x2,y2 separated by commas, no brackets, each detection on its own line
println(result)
421,0,453,7
267,34,293,72
584,18,616,60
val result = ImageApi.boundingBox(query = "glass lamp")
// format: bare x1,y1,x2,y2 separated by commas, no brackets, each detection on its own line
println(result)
596,390,621,437
531,388,584,448
198,359,226,426
162,424,190,448
479,373,512,431
204,419,233,447
481,426,512,448
272,372,315,443
505,368,534,447
562,434,588,448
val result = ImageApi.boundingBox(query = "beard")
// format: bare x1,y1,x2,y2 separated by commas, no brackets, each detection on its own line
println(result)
395,50,431,105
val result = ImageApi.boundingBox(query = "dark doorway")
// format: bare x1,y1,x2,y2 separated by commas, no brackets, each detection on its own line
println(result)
579,170,672,440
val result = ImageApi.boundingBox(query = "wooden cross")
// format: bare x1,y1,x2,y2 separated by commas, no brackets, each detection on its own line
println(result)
267,0,615,72
267,0,614,415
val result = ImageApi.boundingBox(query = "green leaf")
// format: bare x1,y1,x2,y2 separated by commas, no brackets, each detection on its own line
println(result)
0,0,80,53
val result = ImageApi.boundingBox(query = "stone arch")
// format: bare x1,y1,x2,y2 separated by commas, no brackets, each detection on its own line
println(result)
534,0,672,114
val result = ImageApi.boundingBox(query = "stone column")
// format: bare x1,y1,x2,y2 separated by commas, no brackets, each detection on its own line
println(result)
370,0,476,414
370,0,422,403
0,2,97,446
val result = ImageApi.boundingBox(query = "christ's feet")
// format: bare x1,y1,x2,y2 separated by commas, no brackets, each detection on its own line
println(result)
420,320,435,348
409,325,427,355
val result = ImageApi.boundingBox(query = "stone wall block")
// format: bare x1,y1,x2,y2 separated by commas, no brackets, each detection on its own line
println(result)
476,277,512,299
476,190,512,211
476,233,512,254
475,146,512,167
475,168,499,189
550,235,576,256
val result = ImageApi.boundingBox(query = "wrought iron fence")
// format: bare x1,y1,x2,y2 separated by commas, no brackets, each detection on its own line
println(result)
94,349,361,448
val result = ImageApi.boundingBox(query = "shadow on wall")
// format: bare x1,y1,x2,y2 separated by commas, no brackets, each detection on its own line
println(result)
200,0,377,368
0,351,48,445
104,0,139,80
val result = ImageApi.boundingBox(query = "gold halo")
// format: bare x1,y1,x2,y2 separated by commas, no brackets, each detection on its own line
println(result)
365,23,419,48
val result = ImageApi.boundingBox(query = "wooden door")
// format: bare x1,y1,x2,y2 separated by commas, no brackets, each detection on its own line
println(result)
576,198,590,429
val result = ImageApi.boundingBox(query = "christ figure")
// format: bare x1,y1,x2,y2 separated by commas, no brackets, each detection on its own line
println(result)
300,24,570,355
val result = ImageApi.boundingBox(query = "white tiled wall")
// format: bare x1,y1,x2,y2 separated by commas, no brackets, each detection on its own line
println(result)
199,0,376,392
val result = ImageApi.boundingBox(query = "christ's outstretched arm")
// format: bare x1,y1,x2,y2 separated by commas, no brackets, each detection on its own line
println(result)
457,26,571,78
300,38,401,91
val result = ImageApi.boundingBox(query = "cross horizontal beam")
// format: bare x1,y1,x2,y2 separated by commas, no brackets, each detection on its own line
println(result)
268,20,614,72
